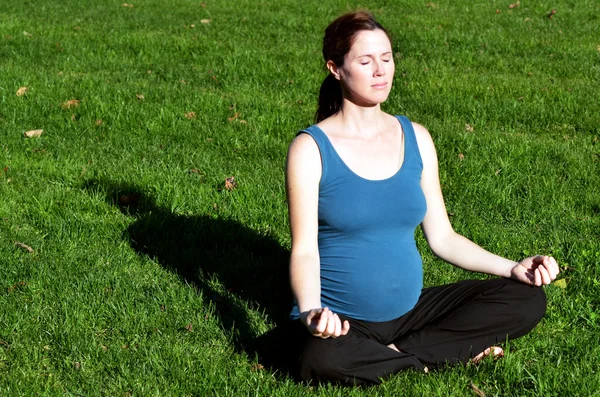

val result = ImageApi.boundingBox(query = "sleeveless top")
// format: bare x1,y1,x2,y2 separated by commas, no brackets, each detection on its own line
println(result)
290,116,427,322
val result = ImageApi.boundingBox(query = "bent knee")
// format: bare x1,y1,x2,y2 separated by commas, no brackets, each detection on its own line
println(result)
299,337,348,383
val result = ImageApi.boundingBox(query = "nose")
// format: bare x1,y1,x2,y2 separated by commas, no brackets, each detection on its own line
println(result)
374,60,385,77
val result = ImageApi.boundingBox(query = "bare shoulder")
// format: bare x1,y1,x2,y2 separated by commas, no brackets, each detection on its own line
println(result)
410,121,438,164
286,132,322,179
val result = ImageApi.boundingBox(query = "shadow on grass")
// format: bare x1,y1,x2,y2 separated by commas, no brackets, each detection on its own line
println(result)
83,178,299,379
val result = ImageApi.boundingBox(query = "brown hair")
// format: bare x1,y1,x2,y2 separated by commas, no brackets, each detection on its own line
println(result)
315,11,391,122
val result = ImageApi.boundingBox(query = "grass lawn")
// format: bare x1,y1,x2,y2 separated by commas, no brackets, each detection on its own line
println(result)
1,0,599,395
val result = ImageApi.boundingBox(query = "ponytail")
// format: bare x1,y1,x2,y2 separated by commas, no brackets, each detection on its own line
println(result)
315,74,343,123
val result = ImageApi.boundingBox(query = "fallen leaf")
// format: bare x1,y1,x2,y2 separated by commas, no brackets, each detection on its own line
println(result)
23,129,43,138
458,153,465,160
495,169,502,175
74,362,81,370
122,3,134,7
508,1,519,9
229,103,236,110
200,19,211,24
122,344,129,349
185,111,196,119
596,45,600,53
465,124,474,132
7,281,26,293
471,382,486,397
71,115,77,121
201,2,207,7
2,166,8,174
547,9,557,19
425,3,437,9
136,94,144,100
23,31,33,37
225,176,237,191
496,9,501,13
43,345,51,351
102,345,108,351
118,193,141,207
62,99,80,109
553,279,567,289
228,112,240,122
189,168,203,175
15,242,34,253
95,119,103,126
185,323,193,332
251,363,265,372
16,87,28,96
524,17,532,22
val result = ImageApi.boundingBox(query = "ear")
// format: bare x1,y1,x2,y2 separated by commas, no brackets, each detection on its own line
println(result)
326,60,341,81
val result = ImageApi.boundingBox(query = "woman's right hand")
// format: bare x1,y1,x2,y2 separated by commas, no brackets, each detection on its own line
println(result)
300,307,350,338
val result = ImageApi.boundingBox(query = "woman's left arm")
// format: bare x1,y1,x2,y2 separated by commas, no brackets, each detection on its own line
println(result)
413,122,559,286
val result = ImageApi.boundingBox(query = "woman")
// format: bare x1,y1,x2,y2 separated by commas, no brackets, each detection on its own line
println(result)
285,11,559,386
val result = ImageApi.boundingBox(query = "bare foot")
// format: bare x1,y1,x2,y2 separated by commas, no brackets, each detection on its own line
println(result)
387,343,400,353
472,346,504,364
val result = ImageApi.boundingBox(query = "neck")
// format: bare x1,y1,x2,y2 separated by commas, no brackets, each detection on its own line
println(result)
336,99,385,138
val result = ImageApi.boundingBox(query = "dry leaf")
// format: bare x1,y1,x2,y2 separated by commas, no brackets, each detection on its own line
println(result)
458,153,465,160
508,1,519,9
189,168,203,174
102,345,108,351
185,111,196,119
15,242,34,253
185,323,193,332
425,3,437,9
465,124,474,132
122,3,134,7
2,166,8,174
74,362,81,370
200,19,211,24
201,2,207,7
118,193,141,207
471,382,486,397
225,176,237,191
7,281,26,293
553,279,567,289
136,94,144,100
62,99,80,109
547,9,557,18
95,119,103,126
251,363,265,372
596,45,600,53
228,112,240,122
23,31,33,37
71,115,77,121
495,169,502,175
496,9,501,14
16,87,28,96
23,129,43,138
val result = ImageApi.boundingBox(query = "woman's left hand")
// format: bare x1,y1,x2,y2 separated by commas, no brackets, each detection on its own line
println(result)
510,255,560,286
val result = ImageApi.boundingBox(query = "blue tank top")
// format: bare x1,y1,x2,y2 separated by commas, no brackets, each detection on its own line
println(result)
290,116,427,322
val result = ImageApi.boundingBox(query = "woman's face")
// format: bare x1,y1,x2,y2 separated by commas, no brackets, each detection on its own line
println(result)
332,29,395,107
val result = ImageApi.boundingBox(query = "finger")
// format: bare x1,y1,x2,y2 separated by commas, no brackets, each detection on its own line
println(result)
314,309,328,334
341,320,350,335
534,268,542,286
325,311,336,336
332,314,341,337
543,258,558,280
547,256,560,276
538,264,552,285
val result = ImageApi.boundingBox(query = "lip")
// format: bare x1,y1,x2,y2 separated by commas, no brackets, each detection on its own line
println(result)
371,82,389,89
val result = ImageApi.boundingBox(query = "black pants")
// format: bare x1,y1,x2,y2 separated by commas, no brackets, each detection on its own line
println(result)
294,278,546,385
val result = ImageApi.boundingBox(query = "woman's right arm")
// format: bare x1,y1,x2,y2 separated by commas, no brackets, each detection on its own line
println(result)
286,133,349,338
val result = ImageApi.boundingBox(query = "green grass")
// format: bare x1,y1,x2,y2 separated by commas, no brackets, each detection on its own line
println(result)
1,0,599,395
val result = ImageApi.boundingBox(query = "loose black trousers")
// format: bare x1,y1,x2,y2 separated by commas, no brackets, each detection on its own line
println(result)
294,278,546,385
